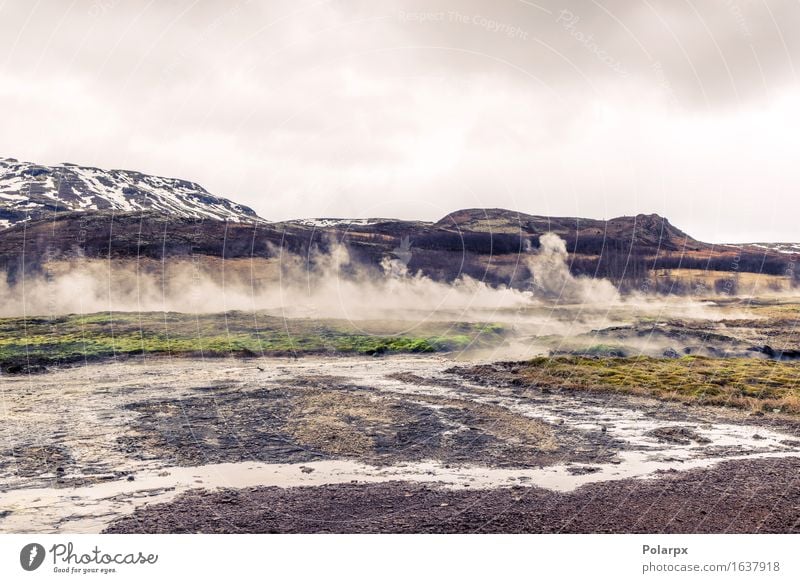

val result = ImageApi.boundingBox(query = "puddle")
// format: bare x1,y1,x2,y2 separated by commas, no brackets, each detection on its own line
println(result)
3,448,799,533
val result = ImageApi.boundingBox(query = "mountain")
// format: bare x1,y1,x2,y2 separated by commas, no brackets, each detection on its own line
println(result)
0,207,793,293
743,242,800,255
0,157,795,293
436,208,704,253
0,157,262,228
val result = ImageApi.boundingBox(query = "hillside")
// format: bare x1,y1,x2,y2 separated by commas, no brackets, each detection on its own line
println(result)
0,157,261,227
0,159,795,292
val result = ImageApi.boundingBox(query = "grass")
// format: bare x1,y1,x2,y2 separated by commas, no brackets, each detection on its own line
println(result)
517,356,800,415
0,311,507,371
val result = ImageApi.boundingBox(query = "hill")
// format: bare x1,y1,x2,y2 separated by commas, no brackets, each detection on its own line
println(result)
0,159,795,292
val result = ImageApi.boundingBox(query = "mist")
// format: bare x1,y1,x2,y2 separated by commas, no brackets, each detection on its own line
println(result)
529,233,620,305
0,234,760,351
0,243,533,321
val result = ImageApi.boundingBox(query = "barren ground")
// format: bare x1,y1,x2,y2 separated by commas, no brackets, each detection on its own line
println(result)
1,349,799,533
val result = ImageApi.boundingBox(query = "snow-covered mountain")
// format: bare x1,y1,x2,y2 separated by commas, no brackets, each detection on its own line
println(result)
0,157,263,229
743,242,800,255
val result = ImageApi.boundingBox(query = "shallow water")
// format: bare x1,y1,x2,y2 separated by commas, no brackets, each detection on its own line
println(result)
3,448,799,534
1,355,798,533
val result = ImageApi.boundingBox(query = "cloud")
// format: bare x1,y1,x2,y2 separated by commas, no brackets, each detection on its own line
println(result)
0,0,798,242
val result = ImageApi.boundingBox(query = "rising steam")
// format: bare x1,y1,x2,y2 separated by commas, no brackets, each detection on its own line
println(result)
0,234,744,330
528,233,620,304
0,242,533,320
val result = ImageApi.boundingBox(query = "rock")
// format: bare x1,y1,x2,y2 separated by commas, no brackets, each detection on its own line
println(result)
567,466,602,476
646,426,711,445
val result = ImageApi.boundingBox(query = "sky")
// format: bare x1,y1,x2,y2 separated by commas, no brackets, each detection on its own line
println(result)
0,0,798,243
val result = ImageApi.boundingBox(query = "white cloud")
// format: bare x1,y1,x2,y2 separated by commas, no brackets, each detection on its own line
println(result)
0,0,798,242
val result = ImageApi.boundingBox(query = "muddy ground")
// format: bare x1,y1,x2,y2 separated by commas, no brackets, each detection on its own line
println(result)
105,457,800,534
1,352,799,534
114,373,619,470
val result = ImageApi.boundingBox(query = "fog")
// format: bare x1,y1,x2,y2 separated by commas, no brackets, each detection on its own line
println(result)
0,242,531,320
529,233,619,304
0,235,750,341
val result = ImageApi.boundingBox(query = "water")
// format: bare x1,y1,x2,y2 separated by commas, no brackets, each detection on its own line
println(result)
1,355,798,533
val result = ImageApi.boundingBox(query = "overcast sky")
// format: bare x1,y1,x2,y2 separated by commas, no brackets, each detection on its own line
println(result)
1,0,798,242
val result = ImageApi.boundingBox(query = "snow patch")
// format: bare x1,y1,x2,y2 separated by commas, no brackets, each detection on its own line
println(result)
287,218,388,228
0,158,266,226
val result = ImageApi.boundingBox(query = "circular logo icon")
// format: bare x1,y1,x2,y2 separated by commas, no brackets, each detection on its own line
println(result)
20,543,46,571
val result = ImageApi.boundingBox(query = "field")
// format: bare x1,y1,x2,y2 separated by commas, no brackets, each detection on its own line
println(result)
2,296,800,534
0,311,506,372
467,356,800,415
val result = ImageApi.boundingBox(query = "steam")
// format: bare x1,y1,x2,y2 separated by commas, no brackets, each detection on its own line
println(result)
528,233,620,304
0,234,753,334
0,243,534,320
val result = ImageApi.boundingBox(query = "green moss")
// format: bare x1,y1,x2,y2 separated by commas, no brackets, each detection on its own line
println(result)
0,311,508,368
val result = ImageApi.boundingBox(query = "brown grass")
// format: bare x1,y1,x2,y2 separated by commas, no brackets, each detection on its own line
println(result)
517,356,800,415
285,390,397,456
